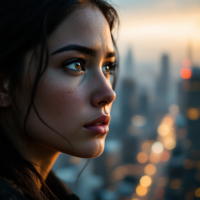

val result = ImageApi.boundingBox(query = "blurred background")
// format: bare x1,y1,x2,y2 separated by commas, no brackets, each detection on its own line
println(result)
52,0,200,200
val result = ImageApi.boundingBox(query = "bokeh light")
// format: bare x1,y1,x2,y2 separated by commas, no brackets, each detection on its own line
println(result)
137,152,148,164
152,142,164,154
141,141,152,151
160,150,170,162
162,116,174,126
157,124,169,136
144,164,157,175
163,138,176,150
195,188,200,197
187,108,200,120
136,185,148,196
180,68,192,79
149,152,160,164
140,175,152,187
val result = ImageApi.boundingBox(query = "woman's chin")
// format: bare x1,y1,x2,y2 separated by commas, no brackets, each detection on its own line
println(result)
69,139,105,158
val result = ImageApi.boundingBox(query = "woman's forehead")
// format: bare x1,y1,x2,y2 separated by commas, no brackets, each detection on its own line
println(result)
48,6,114,55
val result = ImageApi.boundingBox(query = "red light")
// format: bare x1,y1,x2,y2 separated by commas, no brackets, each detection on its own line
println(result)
180,68,192,79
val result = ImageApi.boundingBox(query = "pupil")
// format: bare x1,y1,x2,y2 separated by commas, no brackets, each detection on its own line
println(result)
106,66,109,72
75,62,81,70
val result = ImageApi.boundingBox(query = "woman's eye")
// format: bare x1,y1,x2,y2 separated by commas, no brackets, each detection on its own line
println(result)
102,62,117,75
62,58,86,73
102,65,110,73
66,62,82,71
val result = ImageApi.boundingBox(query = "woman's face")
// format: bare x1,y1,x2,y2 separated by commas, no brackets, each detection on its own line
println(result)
11,5,116,158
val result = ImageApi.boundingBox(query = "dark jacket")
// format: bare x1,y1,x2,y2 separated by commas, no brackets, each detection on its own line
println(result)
0,171,79,200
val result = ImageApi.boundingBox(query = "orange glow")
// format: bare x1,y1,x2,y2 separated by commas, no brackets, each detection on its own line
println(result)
160,151,170,162
149,152,160,164
141,141,152,151
163,138,176,150
180,68,192,79
137,152,148,164
157,124,169,136
144,164,157,175
182,59,191,68
136,185,148,196
195,188,200,197
187,108,200,120
140,175,152,187
162,116,174,126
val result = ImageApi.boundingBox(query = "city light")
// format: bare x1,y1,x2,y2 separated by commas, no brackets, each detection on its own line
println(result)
160,151,170,162
157,124,170,136
149,152,160,164
180,68,192,79
141,141,152,151
136,185,148,196
187,108,200,120
144,164,157,175
163,138,176,150
140,175,152,187
152,142,164,154
195,188,200,198
162,115,174,126
137,152,148,164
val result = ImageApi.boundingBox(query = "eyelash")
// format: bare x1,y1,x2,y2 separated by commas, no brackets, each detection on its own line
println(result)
62,57,87,73
62,57,117,75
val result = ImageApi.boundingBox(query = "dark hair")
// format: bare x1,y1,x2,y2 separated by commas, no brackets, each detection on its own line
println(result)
0,0,119,199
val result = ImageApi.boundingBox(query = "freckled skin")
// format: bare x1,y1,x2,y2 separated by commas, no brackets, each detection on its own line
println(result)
5,3,116,172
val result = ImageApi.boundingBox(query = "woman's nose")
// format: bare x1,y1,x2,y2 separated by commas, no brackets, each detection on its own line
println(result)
90,74,116,107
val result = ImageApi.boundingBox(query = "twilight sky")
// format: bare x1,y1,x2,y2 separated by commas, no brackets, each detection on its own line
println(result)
111,0,200,80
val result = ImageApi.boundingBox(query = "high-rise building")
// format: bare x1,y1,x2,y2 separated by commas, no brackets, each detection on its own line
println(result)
156,54,170,113
165,67,200,200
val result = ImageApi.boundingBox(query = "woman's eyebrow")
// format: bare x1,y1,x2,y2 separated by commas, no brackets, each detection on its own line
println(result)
50,44,115,58
51,44,96,56
105,51,115,59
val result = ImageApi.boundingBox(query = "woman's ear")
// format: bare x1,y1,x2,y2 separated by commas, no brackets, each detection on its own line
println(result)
0,81,11,107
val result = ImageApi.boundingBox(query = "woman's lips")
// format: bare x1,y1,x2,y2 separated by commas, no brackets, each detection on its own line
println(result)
83,115,110,134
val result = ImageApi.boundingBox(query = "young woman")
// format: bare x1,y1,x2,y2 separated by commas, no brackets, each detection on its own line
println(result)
0,0,119,199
